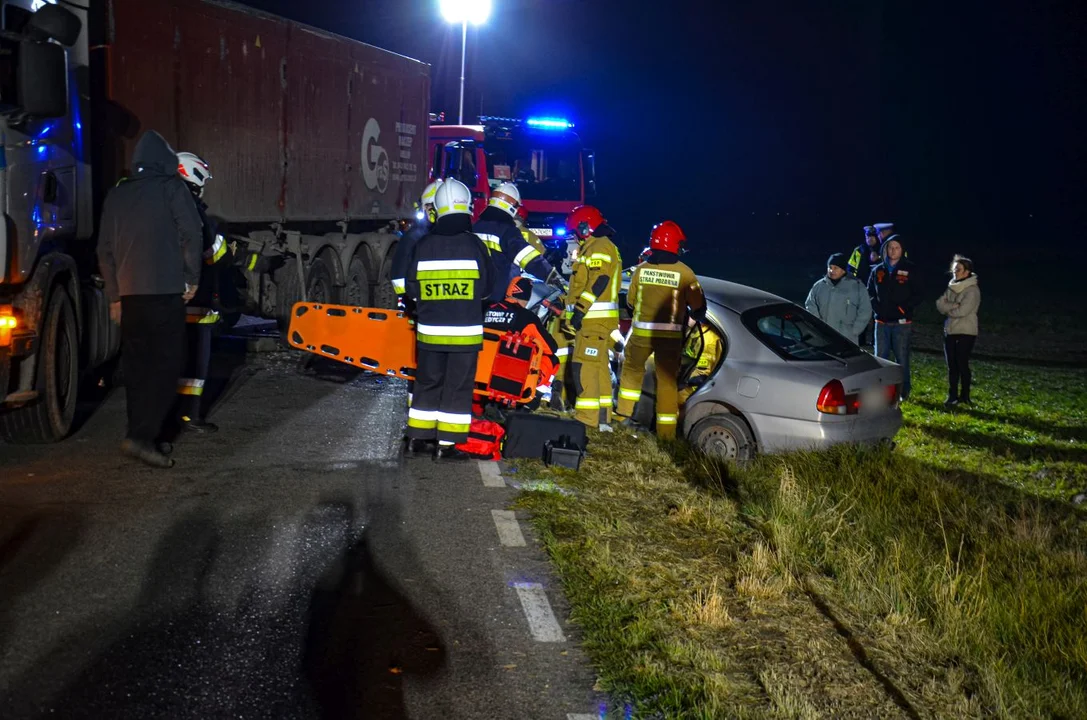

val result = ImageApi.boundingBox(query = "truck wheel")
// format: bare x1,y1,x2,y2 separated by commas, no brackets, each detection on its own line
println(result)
687,413,755,465
372,244,398,309
0,287,79,443
306,255,337,305
345,254,373,307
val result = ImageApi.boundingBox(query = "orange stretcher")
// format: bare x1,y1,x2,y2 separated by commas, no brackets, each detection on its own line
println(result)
287,302,545,406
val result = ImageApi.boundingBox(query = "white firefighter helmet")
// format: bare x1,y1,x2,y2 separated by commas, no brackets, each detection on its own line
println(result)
417,178,444,221
487,181,521,218
177,152,212,188
420,179,444,207
434,178,472,218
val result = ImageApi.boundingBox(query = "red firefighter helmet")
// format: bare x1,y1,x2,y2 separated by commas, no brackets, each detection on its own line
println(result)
565,205,605,240
637,246,651,264
649,220,686,254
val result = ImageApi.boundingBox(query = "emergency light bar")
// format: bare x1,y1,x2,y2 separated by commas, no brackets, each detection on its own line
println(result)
525,117,573,130
479,115,575,131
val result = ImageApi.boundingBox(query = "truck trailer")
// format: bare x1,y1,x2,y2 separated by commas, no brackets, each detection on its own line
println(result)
0,0,429,443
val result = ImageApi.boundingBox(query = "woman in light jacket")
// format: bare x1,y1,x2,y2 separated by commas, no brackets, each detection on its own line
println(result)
935,254,980,406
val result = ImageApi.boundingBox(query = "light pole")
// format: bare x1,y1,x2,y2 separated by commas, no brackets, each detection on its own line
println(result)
439,0,492,124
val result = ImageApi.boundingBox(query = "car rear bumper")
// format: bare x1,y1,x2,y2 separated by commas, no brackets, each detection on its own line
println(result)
749,408,903,454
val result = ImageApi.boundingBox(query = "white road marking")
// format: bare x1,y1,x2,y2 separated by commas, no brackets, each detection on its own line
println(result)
513,582,566,642
478,460,505,487
491,510,527,547
568,715,599,720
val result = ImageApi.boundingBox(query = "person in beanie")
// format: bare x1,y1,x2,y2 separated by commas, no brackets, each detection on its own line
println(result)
805,253,872,341
867,233,923,400
404,179,492,460
936,255,980,406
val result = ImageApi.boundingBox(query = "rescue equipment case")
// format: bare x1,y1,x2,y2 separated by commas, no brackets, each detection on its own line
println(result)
502,413,588,461
544,437,584,470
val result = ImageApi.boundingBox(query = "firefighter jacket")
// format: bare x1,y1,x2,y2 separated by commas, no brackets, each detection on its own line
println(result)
391,223,429,298
474,207,553,301
684,323,723,378
406,216,492,352
626,255,705,340
185,199,233,325
565,233,622,329
484,300,560,379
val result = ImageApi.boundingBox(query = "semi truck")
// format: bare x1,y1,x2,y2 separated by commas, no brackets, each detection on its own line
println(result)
0,0,429,443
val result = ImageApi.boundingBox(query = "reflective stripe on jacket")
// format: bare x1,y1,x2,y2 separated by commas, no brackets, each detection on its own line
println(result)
627,260,704,338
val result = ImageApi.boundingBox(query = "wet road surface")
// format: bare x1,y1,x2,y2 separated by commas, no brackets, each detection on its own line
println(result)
0,344,603,719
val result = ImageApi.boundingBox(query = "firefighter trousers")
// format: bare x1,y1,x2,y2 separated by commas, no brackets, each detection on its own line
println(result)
570,320,614,427
407,348,478,445
550,320,574,411
617,336,682,439
177,318,214,421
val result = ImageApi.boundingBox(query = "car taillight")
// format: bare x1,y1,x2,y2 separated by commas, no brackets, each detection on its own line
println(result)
817,379,859,415
885,383,900,407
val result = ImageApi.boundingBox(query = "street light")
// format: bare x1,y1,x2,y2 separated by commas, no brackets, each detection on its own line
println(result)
439,0,492,125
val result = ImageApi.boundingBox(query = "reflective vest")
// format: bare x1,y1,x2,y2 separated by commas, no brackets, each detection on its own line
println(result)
628,260,705,339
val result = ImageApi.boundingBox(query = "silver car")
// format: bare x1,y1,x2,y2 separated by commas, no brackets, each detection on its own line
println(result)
626,277,903,463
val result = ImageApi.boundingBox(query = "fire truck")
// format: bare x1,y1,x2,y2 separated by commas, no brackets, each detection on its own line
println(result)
427,115,596,272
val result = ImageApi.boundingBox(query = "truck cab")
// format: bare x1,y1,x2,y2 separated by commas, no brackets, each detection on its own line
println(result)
0,0,103,443
428,115,595,271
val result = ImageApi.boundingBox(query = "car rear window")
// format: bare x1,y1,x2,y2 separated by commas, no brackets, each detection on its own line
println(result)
742,303,865,361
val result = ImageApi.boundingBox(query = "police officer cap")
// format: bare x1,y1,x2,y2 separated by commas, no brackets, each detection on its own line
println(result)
873,222,896,234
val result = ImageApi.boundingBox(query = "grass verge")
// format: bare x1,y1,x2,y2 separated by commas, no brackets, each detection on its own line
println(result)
513,356,1087,718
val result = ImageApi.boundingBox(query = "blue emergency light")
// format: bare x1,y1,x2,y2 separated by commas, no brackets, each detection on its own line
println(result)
525,117,573,130
555,227,567,237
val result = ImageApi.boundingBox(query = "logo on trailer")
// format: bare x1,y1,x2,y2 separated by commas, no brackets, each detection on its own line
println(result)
361,118,389,194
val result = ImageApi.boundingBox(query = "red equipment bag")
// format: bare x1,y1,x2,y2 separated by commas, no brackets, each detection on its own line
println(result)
455,419,506,461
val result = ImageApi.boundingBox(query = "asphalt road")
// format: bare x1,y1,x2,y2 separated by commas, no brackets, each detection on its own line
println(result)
0,341,604,719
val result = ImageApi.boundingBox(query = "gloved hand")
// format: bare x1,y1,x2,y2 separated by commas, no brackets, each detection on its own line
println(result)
688,375,708,390
570,309,585,332
543,297,565,316
560,320,577,340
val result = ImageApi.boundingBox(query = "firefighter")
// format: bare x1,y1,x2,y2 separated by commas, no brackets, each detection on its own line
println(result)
473,182,556,301
404,179,492,460
616,221,706,440
484,276,561,392
391,179,444,308
174,151,232,434
390,179,444,409
562,205,622,431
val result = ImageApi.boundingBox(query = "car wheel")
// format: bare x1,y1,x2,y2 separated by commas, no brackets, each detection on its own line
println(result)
688,413,755,464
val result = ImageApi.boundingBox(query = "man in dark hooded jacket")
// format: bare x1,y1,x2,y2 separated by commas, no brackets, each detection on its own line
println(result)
97,130,203,468
867,232,922,400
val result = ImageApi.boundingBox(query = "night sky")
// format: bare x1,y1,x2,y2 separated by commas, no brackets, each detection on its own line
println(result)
238,0,1087,279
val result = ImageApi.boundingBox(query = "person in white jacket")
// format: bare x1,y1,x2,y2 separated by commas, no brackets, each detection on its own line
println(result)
805,253,872,342
935,254,980,406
